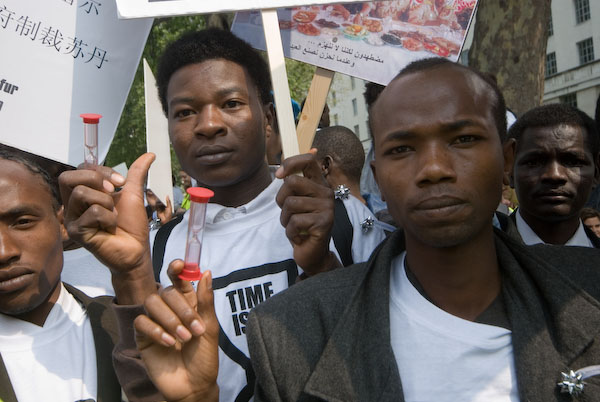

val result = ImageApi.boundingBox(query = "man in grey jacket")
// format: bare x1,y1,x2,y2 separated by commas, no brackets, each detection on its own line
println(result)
245,59,600,401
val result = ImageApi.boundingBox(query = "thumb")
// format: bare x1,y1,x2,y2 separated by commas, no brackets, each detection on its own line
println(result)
123,153,156,193
197,271,218,337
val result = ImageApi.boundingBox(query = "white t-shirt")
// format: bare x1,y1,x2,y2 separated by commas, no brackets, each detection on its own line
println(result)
389,252,519,402
156,179,383,401
62,247,115,297
0,283,98,402
515,209,593,247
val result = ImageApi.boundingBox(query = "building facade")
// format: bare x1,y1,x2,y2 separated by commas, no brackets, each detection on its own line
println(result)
543,0,599,117
327,74,371,153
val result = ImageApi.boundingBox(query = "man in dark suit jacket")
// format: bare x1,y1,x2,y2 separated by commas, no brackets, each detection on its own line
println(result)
122,58,600,401
505,104,600,247
0,150,122,402
245,59,600,401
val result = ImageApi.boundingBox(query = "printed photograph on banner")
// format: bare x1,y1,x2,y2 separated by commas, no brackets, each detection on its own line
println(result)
231,0,477,85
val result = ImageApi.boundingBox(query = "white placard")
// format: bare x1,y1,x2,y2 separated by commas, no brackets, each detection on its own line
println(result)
144,58,174,209
0,0,152,166
232,1,477,85
115,0,364,19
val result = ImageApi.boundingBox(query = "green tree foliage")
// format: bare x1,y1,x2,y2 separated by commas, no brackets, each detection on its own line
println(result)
285,58,315,102
106,15,316,170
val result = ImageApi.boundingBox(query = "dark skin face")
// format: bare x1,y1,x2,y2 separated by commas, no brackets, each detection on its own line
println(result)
370,66,512,320
511,124,599,244
167,59,273,207
0,160,67,326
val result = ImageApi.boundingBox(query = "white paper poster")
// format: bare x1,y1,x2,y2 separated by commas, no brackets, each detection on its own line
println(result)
232,0,477,85
0,0,152,166
115,0,364,19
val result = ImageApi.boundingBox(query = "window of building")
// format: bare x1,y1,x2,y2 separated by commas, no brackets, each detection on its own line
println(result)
548,11,553,36
331,90,337,106
354,124,360,137
352,98,358,115
577,38,594,65
351,76,356,90
545,52,557,77
574,0,590,24
559,93,577,108
333,114,339,126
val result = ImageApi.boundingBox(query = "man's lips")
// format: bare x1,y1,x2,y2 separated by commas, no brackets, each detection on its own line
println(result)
194,145,233,165
0,266,35,293
534,190,573,202
414,196,466,211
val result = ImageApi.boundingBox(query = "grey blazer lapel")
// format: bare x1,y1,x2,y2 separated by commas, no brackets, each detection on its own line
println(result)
303,231,405,402
0,353,18,402
495,234,600,401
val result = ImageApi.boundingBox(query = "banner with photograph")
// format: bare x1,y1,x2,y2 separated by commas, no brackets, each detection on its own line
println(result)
232,0,477,85
115,0,364,19
0,0,152,166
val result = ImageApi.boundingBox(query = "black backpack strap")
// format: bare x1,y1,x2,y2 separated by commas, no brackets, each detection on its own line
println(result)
152,213,185,282
332,198,354,267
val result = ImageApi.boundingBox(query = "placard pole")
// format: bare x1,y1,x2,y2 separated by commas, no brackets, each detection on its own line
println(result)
296,67,334,154
260,8,300,159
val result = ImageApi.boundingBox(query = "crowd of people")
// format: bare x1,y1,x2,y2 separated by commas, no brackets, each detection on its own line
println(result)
1,25,600,402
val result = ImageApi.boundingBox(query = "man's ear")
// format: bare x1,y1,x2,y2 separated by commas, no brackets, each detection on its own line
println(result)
264,102,275,134
503,138,516,188
322,155,332,176
56,205,69,242
370,159,385,202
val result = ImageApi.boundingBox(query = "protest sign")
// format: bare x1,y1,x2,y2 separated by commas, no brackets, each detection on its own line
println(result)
0,0,152,166
144,58,173,210
115,0,363,19
232,1,477,86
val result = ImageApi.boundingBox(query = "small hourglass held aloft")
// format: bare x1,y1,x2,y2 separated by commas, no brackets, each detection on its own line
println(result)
179,187,214,281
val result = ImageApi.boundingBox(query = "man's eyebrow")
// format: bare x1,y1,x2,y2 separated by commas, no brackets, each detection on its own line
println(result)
382,120,484,141
438,119,484,132
0,206,40,219
169,87,248,108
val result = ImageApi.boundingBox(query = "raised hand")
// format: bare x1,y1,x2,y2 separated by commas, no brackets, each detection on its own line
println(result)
134,261,220,402
276,151,341,276
58,153,157,304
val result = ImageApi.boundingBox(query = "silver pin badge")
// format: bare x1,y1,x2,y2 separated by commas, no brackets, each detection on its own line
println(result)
557,365,600,396
361,217,374,233
334,184,350,200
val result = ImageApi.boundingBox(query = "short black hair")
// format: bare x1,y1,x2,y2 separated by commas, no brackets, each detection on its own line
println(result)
508,103,599,159
371,57,508,142
0,146,61,211
156,28,272,115
312,126,365,183
363,82,385,109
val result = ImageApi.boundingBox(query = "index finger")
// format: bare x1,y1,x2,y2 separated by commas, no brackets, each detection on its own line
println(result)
167,259,197,307
276,151,323,182
59,166,125,209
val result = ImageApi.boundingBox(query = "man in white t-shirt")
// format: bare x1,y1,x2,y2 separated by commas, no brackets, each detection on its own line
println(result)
129,58,600,401
0,150,121,402
503,103,600,247
59,28,379,402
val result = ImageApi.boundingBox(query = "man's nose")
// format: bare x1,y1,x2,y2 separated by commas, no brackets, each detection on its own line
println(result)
541,160,568,182
0,228,20,267
194,105,226,138
415,143,456,186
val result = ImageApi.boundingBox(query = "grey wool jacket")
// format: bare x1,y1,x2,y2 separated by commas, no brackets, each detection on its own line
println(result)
247,229,600,402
